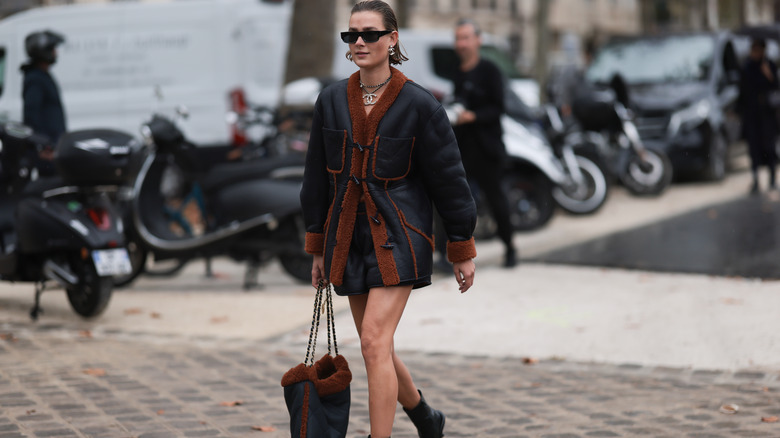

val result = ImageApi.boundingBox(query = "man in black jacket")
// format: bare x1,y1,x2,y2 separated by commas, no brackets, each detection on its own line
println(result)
451,18,516,268
21,30,66,176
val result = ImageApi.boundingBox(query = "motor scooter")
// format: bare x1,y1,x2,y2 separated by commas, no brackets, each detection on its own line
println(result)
569,76,673,196
119,109,309,289
447,91,610,233
0,121,133,319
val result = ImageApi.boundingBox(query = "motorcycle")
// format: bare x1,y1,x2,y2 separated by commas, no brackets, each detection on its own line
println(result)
569,77,673,196
117,109,309,289
504,103,610,218
0,122,134,319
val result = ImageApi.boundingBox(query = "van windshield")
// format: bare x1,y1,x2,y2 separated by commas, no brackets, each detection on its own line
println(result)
586,34,715,85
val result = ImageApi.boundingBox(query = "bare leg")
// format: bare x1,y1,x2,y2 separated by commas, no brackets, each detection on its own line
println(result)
393,352,422,409
349,295,421,409
349,286,414,437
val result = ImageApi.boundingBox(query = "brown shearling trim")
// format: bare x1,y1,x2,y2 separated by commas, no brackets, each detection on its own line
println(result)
348,67,408,145
372,136,415,181
312,354,352,397
447,238,477,263
304,232,324,255
362,158,400,286
280,356,352,395
329,148,363,286
383,188,422,279
323,173,337,239
400,213,434,250
281,362,309,387
301,383,309,437
398,210,418,279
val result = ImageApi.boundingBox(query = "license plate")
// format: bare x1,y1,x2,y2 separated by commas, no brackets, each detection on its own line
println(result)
92,248,133,277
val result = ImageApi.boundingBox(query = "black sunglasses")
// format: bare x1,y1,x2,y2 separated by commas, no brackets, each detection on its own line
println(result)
340,30,392,44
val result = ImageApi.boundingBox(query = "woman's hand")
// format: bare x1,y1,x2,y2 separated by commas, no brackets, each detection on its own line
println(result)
311,255,327,288
452,259,475,293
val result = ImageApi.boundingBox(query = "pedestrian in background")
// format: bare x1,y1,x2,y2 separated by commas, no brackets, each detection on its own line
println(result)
20,30,66,176
299,1,477,437
738,37,779,194
450,18,517,267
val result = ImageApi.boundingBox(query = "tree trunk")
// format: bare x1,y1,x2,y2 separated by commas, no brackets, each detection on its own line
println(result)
534,0,551,104
284,0,336,84
396,0,410,28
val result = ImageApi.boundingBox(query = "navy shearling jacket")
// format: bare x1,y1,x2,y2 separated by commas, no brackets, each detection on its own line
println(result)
300,68,477,288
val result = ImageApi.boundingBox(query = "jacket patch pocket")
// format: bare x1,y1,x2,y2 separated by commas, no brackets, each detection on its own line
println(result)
322,128,347,173
372,136,415,180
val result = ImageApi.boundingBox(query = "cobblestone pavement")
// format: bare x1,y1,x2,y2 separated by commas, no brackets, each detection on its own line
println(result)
0,323,779,438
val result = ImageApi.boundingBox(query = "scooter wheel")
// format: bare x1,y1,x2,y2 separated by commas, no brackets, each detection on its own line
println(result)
504,170,556,231
66,255,113,318
277,214,313,283
622,148,673,196
552,154,610,215
279,254,312,283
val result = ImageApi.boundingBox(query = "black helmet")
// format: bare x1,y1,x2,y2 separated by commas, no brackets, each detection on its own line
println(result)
24,30,65,64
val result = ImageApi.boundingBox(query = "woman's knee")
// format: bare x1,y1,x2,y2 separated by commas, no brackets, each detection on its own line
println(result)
359,330,393,364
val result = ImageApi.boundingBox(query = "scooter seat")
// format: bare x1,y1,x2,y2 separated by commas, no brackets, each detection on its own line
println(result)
200,153,305,193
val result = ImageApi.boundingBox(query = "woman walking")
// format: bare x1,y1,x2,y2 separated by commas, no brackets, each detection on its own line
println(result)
299,2,477,437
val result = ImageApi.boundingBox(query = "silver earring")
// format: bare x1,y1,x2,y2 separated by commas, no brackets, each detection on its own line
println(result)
389,46,395,56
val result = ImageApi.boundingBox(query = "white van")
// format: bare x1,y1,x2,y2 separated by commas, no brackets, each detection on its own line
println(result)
0,0,292,146
330,29,540,107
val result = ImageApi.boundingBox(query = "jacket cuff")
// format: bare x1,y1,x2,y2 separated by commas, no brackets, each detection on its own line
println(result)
304,232,325,255
447,238,477,263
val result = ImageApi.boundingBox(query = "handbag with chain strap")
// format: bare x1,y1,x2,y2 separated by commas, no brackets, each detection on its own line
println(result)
281,282,352,438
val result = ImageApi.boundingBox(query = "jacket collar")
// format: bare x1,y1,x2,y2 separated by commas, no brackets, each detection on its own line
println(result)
347,67,408,146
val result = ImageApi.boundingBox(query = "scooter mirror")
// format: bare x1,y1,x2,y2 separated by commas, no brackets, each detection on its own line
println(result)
176,105,190,119
140,125,153,145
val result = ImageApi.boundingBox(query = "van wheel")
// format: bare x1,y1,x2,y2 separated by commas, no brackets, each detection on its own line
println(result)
703,130,728,181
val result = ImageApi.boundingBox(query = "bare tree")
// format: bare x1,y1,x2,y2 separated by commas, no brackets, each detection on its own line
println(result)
284,0,336,84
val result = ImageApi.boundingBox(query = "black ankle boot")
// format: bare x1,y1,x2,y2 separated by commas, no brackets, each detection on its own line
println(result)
403,390,445,438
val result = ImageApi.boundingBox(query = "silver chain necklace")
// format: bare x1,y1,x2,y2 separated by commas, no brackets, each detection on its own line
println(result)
359,74,392,106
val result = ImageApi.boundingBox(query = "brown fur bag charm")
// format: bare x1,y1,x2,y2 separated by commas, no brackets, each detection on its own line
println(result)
281,282,352,438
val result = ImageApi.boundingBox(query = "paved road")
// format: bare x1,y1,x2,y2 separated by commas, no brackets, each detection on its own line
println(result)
0,326,779,438
2,168,780,437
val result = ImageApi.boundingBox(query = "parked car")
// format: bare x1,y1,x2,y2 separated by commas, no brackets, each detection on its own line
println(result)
584,31,743,181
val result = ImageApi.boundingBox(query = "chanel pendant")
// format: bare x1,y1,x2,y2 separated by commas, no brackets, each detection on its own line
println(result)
363,93,377,105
